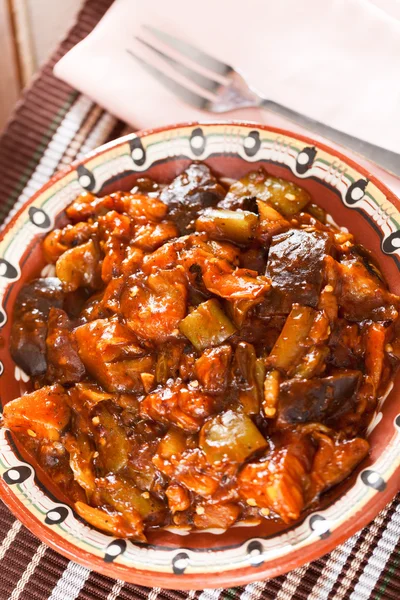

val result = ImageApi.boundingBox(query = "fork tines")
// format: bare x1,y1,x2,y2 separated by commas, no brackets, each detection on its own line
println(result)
127,25,233,110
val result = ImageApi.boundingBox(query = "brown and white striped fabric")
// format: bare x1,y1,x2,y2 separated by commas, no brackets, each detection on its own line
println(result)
0,1,399,598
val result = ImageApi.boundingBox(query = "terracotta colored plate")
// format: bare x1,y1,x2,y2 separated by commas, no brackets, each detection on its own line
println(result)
0,121,399,590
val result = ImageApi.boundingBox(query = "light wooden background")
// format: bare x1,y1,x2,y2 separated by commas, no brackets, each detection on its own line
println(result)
0,0,20,131
0,0,82,132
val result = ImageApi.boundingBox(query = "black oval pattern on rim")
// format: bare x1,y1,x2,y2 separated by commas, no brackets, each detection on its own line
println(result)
247,540,264,566
345,179,368,205
190,128,206,156
28,207,51,229
45,506,69,525
0,361,3,376
3,466,32,485
172,552,190,575
0,259,18,280
361,470,386,491
244,131,261,157
129,137,146,166
295,146,317,174
395,415,400,429
77,164,96,192
309,515,331,539
382,231,400,255
104,539,127,563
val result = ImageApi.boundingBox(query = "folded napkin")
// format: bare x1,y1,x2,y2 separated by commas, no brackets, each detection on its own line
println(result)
54,0,400,153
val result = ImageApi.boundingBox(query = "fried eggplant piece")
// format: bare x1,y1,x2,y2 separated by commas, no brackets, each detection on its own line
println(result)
156,427,188,460
46,308,85,384
160,162,226,233
238,430,315,522
56,239,102,293
10,277,64,376
120,267,188,343
170,449,226,497
155,341,186,385
336,255,399,322
43,222,94,264
232,342,265,414
193,503,240,529
140,381,215,433
195,345,232,393
276,371,362,427
328,320,362,370
97,210,132,283
74,318,152,393
310,433,369,499
265,230,333,312
165,483,191,513
3,384,70,441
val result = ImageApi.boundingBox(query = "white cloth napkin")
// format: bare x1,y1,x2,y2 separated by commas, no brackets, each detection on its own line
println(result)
54,0,400,153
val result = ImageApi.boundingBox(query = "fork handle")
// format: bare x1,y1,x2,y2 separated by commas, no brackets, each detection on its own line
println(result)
259,99,400,176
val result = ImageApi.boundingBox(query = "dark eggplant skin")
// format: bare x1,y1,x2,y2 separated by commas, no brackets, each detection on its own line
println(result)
276,370,362,427
265,229,333,313
10,278,64,376
160,162,226,234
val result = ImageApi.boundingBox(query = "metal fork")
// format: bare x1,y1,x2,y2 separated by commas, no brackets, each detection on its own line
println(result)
127,25,400,176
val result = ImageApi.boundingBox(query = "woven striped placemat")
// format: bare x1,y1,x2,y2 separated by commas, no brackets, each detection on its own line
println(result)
0,1,399,598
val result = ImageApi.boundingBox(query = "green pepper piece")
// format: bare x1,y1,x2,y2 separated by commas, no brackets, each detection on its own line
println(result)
179,299,236,351
196,209,258,244
100,476,165,523
225,169,310,218
267,304,316,373
306,202,327,224
293,345,329,379
92,403,130,473
199,410,267,463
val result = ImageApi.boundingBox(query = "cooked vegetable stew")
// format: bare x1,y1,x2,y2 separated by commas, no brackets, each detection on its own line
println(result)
4,163,400,540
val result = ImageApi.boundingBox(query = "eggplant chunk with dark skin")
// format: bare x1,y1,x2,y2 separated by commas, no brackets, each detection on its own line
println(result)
265,230,333,313
10,278,64,376
335,254,399,322
160,162,226,234
46,308,85,384
310,433,369,497
276,371,362,428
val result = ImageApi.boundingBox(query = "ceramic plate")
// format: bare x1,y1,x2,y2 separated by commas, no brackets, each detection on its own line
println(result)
0,122,399,589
